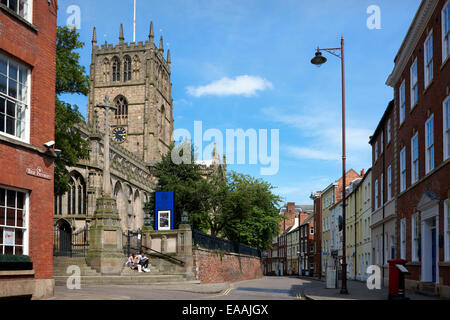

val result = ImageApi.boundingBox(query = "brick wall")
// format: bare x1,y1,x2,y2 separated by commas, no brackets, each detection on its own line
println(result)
193,248,263,283
0,0,57,291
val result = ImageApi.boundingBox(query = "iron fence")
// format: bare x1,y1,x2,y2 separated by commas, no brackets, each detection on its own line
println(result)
53,226,89,257
192,230,260,257
122,229,142,257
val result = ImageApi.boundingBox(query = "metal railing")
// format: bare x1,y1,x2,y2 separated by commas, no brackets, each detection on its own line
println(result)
53,226,89,257
192,230,260,257
141,245,185,266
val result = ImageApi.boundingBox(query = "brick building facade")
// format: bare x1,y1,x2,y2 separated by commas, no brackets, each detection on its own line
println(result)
0,0,57,299
385,0,450,298
370,100,397,286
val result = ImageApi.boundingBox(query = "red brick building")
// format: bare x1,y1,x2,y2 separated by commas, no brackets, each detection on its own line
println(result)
386,0,450,298
0,0,57,299
299,213,315,276
369,100,397,286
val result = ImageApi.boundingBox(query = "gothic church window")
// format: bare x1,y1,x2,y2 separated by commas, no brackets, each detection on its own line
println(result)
123,55,132,82
65,172,86,216
132,55,140,80
112,57,121,82
114,95,128,119
102,58,110,82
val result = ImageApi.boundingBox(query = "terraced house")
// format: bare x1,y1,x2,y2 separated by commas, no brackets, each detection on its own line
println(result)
0,0,58,299
385,0,450,298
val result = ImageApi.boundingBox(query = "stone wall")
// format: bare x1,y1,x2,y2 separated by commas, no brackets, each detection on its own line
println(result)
193,248,263,283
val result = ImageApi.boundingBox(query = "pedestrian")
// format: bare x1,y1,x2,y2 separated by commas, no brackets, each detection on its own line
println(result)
138,251,150,272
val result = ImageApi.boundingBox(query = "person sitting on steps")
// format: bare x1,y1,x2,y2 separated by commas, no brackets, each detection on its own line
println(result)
137,251,150,273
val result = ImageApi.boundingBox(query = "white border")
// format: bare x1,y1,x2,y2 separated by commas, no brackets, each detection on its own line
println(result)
157,210,171,231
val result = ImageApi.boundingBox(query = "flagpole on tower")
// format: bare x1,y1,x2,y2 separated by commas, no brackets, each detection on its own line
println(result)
133,0,136,42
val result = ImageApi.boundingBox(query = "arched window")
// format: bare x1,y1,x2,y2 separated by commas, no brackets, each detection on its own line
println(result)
114,95,128,119
112,57,121,82
124,56,132,82
65,172,86,216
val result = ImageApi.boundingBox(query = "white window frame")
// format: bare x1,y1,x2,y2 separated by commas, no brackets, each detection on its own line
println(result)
442,1,450,64
1,0,32,23
0,53,31,143
380,132,384,154
410,58,418,108
0,185,29,255
411,132,419,184
387,165,392,201
424,30,434,89
444,96,450,161
400,147,406,192
411,213,419,262
375,179,379,210
399,80,406,124
400,218,406,260
380,173,384,206
425,115,435,174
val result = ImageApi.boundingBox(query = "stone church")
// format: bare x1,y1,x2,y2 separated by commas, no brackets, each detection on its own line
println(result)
54,22,226,236
54,22,176,234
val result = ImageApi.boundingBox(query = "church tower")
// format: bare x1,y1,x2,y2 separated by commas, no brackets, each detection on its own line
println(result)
87,22,174,164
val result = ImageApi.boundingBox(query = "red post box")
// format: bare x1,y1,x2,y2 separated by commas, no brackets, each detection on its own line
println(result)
388,259,410,300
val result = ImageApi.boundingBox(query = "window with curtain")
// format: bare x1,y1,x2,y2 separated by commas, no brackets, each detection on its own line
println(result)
410,58,418,107
399,80,406,124
424,31,433,88
442,1,450,62
0,187,27,255
425,115,434,174
411,133,419,184
0,54,29,141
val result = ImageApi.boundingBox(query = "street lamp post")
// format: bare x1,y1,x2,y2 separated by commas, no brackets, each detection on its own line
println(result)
311,36,348,294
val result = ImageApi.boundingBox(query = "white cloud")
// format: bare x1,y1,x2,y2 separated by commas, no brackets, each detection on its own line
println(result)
262,106,372,168
187,75,273,97
287,146,339,161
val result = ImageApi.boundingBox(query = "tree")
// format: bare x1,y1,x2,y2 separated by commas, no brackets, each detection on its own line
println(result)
222,172,282,250
54,26,89,196
151,143,209,231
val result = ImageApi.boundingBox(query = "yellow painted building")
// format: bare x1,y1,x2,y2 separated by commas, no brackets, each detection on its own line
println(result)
345,169,372,281
320,183,337,276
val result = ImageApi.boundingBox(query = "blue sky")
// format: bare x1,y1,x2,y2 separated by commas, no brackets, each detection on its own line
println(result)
57,0,420,205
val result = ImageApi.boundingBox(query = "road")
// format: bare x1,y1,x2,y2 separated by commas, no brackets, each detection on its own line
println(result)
49,276,307,300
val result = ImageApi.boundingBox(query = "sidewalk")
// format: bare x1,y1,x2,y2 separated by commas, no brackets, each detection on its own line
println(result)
296,276,443,300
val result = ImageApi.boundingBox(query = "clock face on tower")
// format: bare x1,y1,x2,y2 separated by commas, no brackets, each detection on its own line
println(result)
112,127,127,143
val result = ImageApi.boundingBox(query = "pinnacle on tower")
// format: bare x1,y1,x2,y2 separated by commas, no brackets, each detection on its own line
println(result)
149,21,154,42
167,49,171,64
159,35,164,51
119,24,124,42
92,26,97,44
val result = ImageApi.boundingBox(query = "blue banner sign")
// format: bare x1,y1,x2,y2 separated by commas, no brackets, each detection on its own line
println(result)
155,192,175,231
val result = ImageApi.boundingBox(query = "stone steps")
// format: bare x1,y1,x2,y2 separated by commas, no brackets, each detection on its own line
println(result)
53,256,195,286
54,274,198,286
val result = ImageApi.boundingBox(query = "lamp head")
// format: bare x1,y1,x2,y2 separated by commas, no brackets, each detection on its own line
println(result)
311,51,327,66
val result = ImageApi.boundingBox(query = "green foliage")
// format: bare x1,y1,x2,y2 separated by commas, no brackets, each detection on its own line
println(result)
56,26,89,95
151,144,208,231
222,172,282,250
54,26,89,196
149,145,282,250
